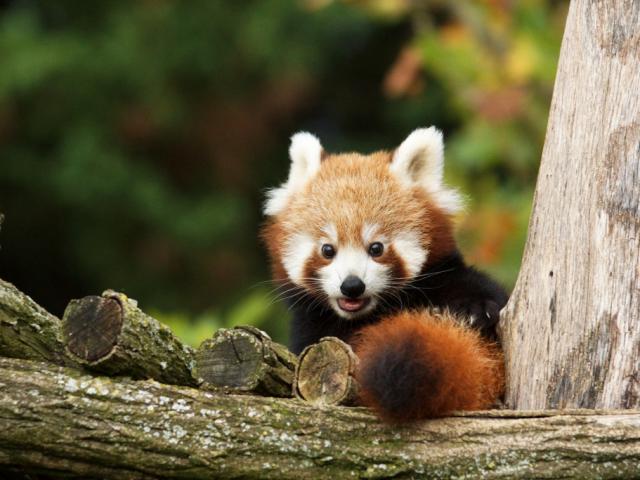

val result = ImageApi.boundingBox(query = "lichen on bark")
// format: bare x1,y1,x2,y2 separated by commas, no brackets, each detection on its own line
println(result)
0,279,73,366
62,290,198,387
1,356,639,479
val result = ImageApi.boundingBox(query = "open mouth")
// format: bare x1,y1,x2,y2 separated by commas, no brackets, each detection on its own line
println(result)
337,297,371,313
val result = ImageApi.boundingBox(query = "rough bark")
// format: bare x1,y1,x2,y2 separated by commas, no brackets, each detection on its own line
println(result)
196,326,297,396
63,290,197,387
0,278,73,367
499,0,640,409
0,357,639,480
294,336,359,406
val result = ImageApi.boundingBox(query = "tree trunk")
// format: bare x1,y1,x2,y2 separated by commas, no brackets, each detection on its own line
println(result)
0,356,639,480
499,0,640,409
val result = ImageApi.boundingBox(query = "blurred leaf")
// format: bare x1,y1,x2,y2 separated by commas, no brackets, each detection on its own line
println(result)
152,309,221,348
383,46,424,98
0,0,566,334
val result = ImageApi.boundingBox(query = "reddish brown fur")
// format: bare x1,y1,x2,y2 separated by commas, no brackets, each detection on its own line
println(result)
379,244,409,282
260,219,288,282
261,150,457,281
415,190,457,267
262,143,504,423
302,251,330,290
352,310,504,423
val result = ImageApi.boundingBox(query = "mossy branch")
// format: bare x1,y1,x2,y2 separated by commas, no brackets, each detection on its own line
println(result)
0,356,639,479
196,325,297,396
63,291,197,386
0,279,74,367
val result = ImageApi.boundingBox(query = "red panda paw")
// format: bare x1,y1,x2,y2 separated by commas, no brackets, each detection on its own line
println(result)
352,311,504,423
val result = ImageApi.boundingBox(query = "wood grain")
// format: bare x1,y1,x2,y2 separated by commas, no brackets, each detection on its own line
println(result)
294,336,359,405
1,356,639,479
499,0,640,409
0,278,73,367
196,325,297,396
62,290,197,387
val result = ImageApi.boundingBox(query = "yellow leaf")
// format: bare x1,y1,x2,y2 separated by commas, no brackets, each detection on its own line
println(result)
506,36,538,83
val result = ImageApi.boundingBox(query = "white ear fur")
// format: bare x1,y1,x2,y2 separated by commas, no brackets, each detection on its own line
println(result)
264,132,323,216
391,127,463,214
287,132,323,191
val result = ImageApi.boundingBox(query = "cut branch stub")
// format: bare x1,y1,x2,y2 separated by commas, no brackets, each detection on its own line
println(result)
62,290,197,386
294,336,359,406
196,325,297,397
0,279,73,367
64,295,122,362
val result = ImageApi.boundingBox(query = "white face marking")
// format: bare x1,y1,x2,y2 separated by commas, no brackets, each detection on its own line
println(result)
393,231,427,278
320,223,338,245
318,245,388,318
361,223,379,245
282,227,428,319
282,233,315,285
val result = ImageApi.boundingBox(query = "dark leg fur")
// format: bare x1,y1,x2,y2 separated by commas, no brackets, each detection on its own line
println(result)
404,253,509,339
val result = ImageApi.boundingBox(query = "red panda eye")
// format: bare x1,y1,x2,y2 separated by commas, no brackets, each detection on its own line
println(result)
321,244,336,259
368,242,384,257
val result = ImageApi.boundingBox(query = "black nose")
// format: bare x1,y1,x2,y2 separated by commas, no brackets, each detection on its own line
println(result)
340,275,366,298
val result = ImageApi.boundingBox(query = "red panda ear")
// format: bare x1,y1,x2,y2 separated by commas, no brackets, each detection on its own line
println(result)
264,132,323,216
391,127,463,214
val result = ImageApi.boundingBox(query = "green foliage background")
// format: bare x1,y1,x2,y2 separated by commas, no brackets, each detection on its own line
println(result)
0,0,568,347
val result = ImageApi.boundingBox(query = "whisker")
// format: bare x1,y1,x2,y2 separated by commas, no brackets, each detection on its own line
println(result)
385,267,456,284
265,290,306,309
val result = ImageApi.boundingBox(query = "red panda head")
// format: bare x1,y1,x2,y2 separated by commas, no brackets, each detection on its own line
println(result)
262,128,463,319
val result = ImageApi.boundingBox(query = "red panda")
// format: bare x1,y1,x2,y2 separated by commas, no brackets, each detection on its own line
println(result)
261,127,508,422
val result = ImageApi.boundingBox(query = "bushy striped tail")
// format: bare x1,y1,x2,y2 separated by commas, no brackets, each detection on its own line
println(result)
352,310,504,423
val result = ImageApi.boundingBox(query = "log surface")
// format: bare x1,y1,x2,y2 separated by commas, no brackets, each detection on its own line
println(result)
0,279,72,366
63,291,197,387
0,357,639,479
196,326,297,396
499,0,640,409
294,336,359,406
